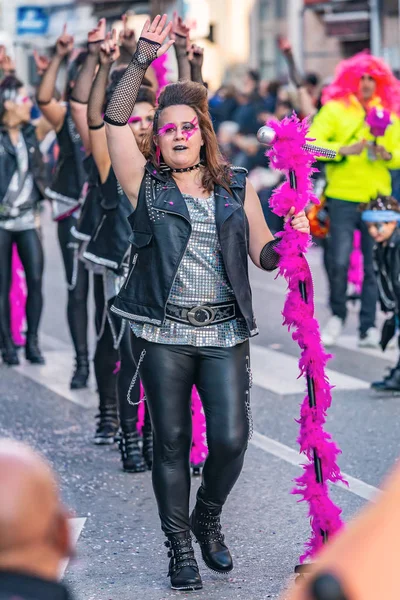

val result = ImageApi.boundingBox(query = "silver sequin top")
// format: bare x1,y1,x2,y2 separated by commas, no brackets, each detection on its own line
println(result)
131,193,249,347
0,135,40,232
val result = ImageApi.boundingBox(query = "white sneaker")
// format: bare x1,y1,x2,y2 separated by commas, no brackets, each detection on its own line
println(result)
358,327,380,348
321,316,343,347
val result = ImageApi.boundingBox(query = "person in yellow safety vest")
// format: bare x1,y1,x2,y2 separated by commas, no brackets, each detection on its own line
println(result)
309,51,400,348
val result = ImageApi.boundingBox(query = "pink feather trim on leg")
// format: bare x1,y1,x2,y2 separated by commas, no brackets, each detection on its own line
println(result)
10,245,27,346
190,386,208,466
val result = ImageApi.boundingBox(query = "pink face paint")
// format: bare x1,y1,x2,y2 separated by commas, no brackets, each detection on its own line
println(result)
155,145,161,165
183,117,199,141
128,116,142,124
157,122,176,136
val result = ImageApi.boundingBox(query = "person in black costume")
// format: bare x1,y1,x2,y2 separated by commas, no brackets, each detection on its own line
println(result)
361,196,400,392
36,26,90,389
104,15,310,591
0,76,47,366
83,29,153,468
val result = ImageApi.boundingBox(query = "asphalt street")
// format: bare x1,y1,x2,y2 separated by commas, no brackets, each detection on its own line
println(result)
1,204,398,600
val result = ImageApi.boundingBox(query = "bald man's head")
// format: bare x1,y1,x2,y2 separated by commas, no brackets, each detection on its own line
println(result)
0,439,71,579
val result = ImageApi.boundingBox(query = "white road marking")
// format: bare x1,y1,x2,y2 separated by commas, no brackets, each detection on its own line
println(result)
15,351,98,409
59,517,87,579
334,334,397,362
250,431,379,502
251,344,370,395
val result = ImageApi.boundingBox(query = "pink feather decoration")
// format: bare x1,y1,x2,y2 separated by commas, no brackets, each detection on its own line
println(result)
190,386,208,466
151,54,170,99
10,245,27,346
136,382,146,434
348,231,363,296
266,114,346,561
365,106,392,138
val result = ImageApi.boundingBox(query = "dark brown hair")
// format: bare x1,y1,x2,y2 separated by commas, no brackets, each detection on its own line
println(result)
0,75,24,123
142,80,231,193
363,195,400,213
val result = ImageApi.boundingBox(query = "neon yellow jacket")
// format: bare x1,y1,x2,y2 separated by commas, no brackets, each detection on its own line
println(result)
309,96,400,202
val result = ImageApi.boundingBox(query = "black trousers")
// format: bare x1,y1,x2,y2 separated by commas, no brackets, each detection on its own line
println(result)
0,228,44,346
131,335,250,535
93,277,141,427
57,217,89,359
327,198,378,335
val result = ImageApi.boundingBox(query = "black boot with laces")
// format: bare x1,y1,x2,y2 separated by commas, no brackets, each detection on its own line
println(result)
25,334,45,365
93,406,119,445
165,531,202,591
70,355,89,390
190,505,233,573
119,430,147,473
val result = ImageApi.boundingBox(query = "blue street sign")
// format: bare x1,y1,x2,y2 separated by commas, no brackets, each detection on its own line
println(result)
17,7,49,36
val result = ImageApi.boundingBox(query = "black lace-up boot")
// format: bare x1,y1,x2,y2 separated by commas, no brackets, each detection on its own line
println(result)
190,505,233,573
119,430,147,472
165,532,202,591
70,355,90,389
142,409,153,470
1,335,19,366
25,334,45,365
93,404,119,445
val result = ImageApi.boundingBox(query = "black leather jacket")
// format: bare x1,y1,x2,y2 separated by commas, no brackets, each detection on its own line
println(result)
112,162,258,337
0,124,47,203
373,228,400,313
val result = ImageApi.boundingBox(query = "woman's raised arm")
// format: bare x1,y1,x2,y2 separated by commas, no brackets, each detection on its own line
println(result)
104,14,174,206
36,25,73,131
87,30,119,183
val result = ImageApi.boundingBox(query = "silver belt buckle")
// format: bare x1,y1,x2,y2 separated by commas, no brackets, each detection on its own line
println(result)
187,305,215,327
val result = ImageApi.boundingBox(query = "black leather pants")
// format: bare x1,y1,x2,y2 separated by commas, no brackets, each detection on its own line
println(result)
0,228,44,346
131,335,251,535
108,310,141,431
93,275,118,411
57,217,89,359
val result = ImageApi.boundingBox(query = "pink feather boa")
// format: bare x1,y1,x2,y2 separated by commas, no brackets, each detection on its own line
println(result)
266,114,346,561
10,245,27,346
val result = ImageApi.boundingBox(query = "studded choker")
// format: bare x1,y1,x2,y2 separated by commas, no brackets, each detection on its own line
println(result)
161,162,203,174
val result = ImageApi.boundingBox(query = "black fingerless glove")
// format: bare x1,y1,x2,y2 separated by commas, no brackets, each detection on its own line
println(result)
104,38,160,126
260,238,280,271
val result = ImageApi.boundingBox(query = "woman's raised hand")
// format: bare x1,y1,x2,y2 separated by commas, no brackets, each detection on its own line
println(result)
100,30,120,66
284,207,310,234
139,14,174,58
56,24,74,58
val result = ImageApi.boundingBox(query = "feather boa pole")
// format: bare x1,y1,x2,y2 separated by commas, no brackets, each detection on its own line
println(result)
265,114,346,562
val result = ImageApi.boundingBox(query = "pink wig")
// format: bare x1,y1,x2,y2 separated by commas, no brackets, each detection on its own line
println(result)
322,51,400,114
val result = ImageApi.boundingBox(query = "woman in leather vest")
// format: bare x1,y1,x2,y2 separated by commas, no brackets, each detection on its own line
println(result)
36,28,90,390
104,16,309,592
0,76,47,366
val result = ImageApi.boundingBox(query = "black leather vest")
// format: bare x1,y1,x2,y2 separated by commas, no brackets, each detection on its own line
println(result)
111,163,258,337
49,109,86,201
0,124,47,203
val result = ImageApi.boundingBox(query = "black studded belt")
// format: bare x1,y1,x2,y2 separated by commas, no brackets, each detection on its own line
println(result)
166,301,238,327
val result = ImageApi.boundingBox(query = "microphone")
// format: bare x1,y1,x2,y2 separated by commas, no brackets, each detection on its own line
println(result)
257,126,337,160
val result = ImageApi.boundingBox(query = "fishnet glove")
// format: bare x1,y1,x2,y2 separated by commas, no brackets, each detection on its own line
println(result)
104,37,160,126
260,238,280,271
